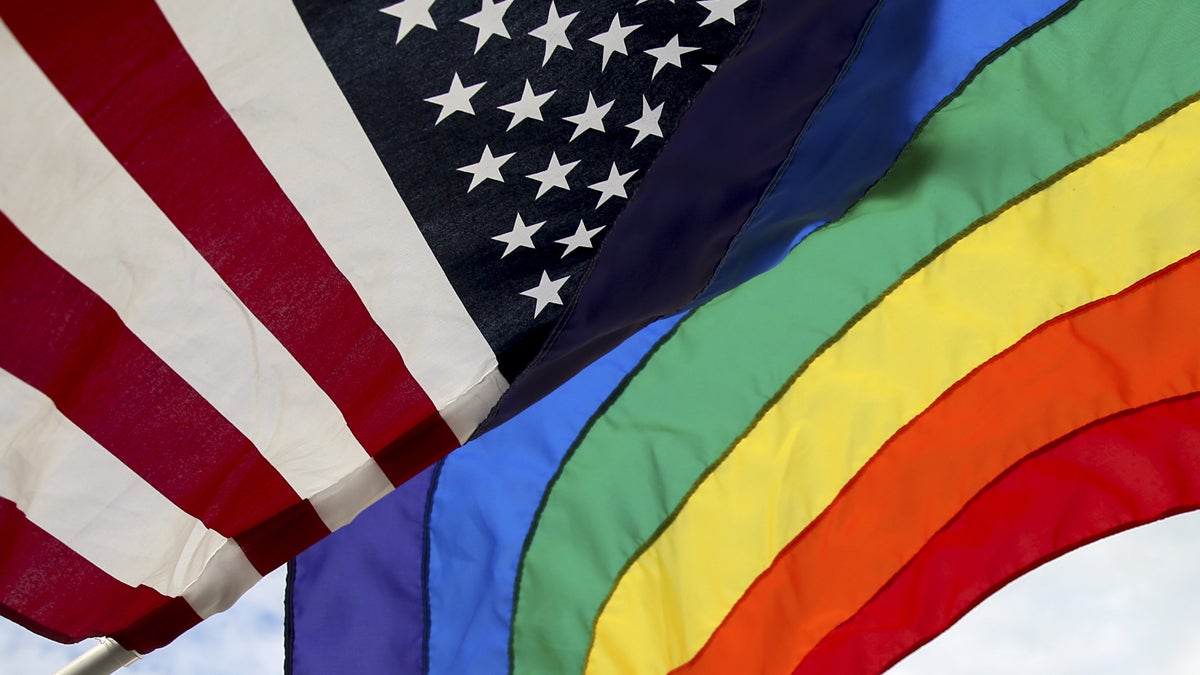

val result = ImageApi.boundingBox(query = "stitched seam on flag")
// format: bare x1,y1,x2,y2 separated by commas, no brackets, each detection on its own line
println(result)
0,609,71,645
0,594,77,645
579,87,1200,670
283,560,297,675
476,4,768,421
443,365,505,419
421,459,446,675
695,0,891,301
695,0,1084,302
507,310,697,674
816,391,1200,675
681,247,1200,672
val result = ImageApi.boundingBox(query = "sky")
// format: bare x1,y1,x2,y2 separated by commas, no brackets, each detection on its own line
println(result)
1,568,286,674
5,510,1200,674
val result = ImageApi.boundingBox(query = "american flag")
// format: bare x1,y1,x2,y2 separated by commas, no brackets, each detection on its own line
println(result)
0,0,755,654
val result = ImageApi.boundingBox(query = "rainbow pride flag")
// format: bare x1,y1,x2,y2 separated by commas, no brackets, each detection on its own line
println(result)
289,1,1200,673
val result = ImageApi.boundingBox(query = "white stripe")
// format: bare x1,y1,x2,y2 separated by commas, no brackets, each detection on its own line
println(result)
0,21,389,529
157,0,506,442
0,369,232,597
309,460,398,532
180,540,263,619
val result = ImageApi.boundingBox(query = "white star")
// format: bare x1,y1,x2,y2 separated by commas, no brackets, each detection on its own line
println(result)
380,0,437,44
645,35,699,77
588,162,636,208
457,145,515,191
492,214,544,258
563,93,614,141
555,220,605,257
520,271,569,317
588,14,641,71
526,152,580,198
497,80,556,131
626,96,664,148
702,63,718,72
425,73,486,124
528,2,578,66
698,0,752,26
461,0,513,53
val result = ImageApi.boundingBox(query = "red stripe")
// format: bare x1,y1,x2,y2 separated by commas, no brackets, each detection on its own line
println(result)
0,498,201,651
0,212,308,545
112,596,204,654
0,0,459,485
235,499,331,575
797,394,1200,675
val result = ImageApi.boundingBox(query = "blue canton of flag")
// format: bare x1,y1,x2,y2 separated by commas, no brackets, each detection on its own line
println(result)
293,0,756,378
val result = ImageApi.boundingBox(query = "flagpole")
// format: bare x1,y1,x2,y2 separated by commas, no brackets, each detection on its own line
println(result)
54,638,140,675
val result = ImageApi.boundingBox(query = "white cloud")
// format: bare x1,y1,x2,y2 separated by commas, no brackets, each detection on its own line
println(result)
5,513,1200,674
891,510,1200,675
0,566,284,674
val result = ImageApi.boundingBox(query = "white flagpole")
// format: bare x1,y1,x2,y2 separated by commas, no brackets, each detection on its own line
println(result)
54,638,140,675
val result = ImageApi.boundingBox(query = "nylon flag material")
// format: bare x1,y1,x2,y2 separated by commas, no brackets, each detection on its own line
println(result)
0,0,784,656
288,0,1200,673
